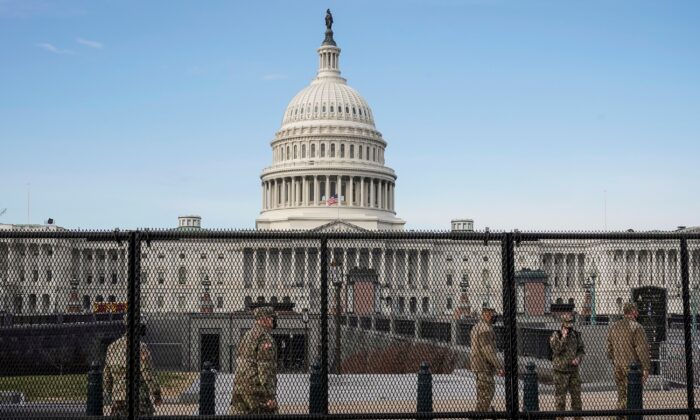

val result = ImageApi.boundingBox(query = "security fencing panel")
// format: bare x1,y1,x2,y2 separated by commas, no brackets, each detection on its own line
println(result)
514,235,693,419
0,231,130,418
139,232,321,416
325,235,506,416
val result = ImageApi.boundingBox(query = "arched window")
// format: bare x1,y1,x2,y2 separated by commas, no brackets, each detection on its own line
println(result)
352,107,356,115
358,145,363,159
339,105,343,113
330,144,335,157
302,144,306,158
346,106,349,113
366,147,370,160
311,144,316,158
320,143,326,157
373,148,376,161
409,297,417,314
359,108,362,116
556,298,563,304
286,146,290,160
294,145,298,159
616,297,623,313
340,144,345,158
350,145,354,158
244,296,253,309
421,297,429,313
270,296,278,305
314,105,318,113
330,105,334,112
322,105,326,112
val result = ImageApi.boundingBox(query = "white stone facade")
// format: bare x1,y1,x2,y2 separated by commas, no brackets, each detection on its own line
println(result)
255,25,405,231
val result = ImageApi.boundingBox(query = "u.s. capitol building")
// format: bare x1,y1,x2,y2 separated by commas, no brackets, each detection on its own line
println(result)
1,14,699,321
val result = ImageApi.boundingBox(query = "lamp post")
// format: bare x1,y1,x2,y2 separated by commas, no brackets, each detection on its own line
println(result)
302,308,309,370
330,259,343,375
586,269,598,326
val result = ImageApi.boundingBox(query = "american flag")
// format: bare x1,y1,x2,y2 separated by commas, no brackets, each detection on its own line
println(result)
326,194,339,206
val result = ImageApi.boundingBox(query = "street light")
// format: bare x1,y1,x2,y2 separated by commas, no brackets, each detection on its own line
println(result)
301,308,309,370
329,259,343,375
586,268,598,326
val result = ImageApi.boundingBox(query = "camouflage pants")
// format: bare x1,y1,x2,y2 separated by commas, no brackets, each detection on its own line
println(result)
109,400,155,417
553,370,582,420
475,372,495,412
229,392,278,415
611,365,630,420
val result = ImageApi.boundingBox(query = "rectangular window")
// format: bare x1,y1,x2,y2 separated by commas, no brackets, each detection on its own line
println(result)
46,269,52,282
217,296,224,309
446,274,453,286
111,273,118,284
32,269,39,282
340,144,345,158
446,297,453,310
350,145,354,158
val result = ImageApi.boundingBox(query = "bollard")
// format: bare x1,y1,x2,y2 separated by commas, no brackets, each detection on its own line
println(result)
523,362,539,412
627,362,643,420
86,361,103,416
309,357,323,414
199,361,216,416
417,362,433,414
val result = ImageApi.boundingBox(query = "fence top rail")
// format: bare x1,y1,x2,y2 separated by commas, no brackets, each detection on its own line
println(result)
0,229,698,241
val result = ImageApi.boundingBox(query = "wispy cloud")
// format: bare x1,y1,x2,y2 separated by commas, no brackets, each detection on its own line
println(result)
36,42,74,54
263,73,287,81
77,37,103,49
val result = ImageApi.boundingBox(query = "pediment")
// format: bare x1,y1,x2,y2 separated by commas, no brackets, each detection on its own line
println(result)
311,220,370,233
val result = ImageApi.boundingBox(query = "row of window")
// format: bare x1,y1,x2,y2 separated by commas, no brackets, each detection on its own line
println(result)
5,244,54,257
12,269,53,282
286,103,372,121
274,142,384,163
142,252,226,260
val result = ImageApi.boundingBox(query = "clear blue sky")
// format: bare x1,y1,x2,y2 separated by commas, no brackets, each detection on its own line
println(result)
1,0,698,231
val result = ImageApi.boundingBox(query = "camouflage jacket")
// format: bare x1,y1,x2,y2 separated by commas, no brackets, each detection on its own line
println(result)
103,335,162,405
550,329,585,373
607,318,651,372
469,321,503,373
232,324,277,400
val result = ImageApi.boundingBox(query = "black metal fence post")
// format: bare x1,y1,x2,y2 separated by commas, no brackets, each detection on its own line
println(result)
523,362,539,412
627,363,643,420
126,231,142,420
679,236,695,420
199,361,216,415
319,237,329,414
86,361,103,416
416,362,433,414
309,357,323,414
501,232,518,419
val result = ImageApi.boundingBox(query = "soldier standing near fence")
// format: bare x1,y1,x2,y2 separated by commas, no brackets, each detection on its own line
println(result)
470,306,504,412
104,314,162,417
607,302,650,420
230,306,279,414
550,313,585,420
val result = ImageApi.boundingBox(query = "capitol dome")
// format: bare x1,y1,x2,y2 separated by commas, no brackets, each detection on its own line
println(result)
281,81,376,129
255,11,405,231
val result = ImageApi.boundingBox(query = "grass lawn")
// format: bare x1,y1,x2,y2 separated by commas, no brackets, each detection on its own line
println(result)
0,371,197,402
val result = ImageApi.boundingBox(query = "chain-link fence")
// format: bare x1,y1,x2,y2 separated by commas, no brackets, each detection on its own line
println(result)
0,229,698,419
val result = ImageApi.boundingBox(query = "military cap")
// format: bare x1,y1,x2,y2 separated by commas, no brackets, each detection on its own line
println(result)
481,304,496,313
623,302,638,314
253,306,276,320
561,313,574,326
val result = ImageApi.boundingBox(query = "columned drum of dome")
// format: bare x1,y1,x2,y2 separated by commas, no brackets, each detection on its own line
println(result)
256,12,405,231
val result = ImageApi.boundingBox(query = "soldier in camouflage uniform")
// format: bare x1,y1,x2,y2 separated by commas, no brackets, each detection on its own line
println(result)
469,306,504,413
607,302,650,420
104,314,162,417
230,306,278,414
549,313,585,420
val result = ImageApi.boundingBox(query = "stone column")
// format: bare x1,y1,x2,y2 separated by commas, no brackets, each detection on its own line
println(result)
369,178,375,208
281,178,287,207
325,175,330,202
349,177,354,207
360,178,365,207
338,176,344,206
314,176,319,206
303,177,308,206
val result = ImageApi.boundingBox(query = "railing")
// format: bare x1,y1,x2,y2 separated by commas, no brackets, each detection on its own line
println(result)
0,229,698,419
